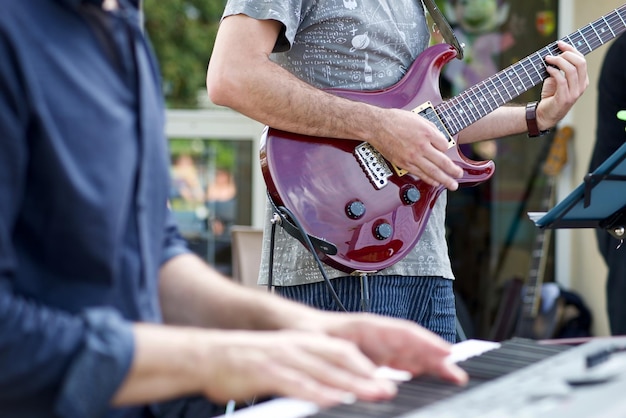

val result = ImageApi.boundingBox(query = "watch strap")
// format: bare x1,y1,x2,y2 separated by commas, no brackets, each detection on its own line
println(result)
526,101,550,137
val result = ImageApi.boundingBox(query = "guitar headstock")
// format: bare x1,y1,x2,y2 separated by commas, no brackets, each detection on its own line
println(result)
543,126,574,177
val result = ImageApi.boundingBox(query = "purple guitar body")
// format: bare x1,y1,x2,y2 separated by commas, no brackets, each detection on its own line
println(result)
260,44,493,273
260,6,625,273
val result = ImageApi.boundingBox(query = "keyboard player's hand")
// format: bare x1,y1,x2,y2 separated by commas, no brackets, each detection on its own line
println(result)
315,312,469,386
191,329,400,407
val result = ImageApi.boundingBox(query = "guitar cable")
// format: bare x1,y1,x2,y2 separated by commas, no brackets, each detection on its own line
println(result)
228,213,348,416
267,203,348,313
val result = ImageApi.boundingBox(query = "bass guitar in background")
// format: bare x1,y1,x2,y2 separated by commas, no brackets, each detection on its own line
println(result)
261,6,626,274
490,126,592,341
514,126,572,340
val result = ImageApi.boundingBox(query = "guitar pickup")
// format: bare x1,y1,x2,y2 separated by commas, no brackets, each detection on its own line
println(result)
412,101,456,148
354,143,394,189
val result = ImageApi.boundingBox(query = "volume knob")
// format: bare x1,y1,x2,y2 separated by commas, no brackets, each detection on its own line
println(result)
346,200,366,219
374,222,393,240
402,186,420,205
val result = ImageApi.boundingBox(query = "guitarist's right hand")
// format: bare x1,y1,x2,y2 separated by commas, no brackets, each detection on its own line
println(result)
367,107,464,191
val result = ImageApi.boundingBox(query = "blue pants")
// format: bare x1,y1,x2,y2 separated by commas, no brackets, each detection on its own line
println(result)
275,276,457,343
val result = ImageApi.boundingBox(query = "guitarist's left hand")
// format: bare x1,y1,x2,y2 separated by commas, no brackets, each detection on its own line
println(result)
537,41,589,131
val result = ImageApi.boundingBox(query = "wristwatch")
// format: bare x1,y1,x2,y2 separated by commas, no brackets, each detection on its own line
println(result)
526,101,550,137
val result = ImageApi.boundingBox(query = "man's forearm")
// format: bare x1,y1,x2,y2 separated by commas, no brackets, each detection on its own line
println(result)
206,15,387,146
457,105,528,144
158,253,323,332
112,323,206,406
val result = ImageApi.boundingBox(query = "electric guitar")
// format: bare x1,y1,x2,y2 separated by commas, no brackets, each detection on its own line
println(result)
260,6,626,274
514,126,573,340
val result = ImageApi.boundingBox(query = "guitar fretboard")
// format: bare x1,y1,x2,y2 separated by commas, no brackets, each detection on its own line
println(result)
437,5,626,136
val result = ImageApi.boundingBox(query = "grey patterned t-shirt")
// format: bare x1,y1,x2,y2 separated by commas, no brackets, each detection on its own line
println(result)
221,0,455,285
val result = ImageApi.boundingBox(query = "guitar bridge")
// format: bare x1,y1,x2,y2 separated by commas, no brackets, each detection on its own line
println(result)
354,103,456,188
354,143,394,189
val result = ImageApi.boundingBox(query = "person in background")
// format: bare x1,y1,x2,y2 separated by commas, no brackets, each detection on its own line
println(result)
588,33,626,336
0,1,467,417
170,154,205,207
206,167,237,274
206,0,588,342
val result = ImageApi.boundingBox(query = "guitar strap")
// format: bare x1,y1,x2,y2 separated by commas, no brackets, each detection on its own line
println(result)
267,193,353,312
421,0,464,60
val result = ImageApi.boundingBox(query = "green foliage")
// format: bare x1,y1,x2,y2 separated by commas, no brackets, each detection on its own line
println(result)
144,0,226,108
170,138,236,170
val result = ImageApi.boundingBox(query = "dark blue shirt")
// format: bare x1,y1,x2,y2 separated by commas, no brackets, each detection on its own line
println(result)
0,0,189,416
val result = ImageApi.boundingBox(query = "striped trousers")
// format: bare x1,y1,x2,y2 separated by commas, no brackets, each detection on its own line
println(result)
274,275,457,343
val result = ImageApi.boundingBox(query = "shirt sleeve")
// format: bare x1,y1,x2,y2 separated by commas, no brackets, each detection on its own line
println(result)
0,288,135,418
222,0,304,52
54,308,135,418
161,208,193,264
0,32,135,418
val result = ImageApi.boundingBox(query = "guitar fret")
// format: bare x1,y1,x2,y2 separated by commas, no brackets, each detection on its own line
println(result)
464,98,479,122
472,84,489,115
458,96,475,126
445,97,460,130
499,72,514,101
506,68,522,95
590,24,603,46
593,17,613,44
460,87,480,122
618,8,626,27
515,60,531,89
601,16,615,37
565,32,581,51
584,25,603,50
452,96,468,130
528,53,544,83
490,78,506,104
451,97,466,131
439,105,457,134
487,78,504,107
452,106,468,130
580,29,592,52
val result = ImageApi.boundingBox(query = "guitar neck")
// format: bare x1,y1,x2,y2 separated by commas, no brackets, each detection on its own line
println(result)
519,123,573,321
436,5,626,136
520,176,556,319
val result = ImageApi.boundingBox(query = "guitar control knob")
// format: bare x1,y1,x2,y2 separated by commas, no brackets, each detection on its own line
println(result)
345,200,366,219
374,222,393,240
402,186,420,205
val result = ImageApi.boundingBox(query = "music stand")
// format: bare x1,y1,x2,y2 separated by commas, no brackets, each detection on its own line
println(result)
530,141,626,240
